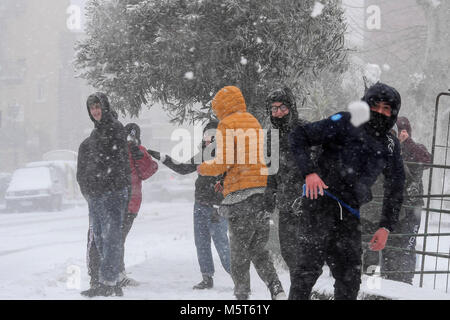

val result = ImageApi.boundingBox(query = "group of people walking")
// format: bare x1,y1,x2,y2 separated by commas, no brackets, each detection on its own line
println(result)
76,81,431,299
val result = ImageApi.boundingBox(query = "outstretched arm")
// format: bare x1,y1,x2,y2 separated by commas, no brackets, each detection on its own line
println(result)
147,148,198,175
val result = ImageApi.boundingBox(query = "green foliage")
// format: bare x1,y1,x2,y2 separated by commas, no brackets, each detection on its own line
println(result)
75,0,348,124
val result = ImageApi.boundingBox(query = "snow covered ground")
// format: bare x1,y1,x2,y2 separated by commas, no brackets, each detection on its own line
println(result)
0,200,449,300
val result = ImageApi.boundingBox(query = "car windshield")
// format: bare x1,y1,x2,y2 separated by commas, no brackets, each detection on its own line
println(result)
7,167,52,192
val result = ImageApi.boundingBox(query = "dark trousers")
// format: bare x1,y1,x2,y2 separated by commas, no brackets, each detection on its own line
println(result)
278,208,301,284
227,194,283,298
289,196,362,300
87,210,136,285
382,206,422,284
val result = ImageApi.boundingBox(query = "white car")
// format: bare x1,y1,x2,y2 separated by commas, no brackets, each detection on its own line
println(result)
4,166,64,212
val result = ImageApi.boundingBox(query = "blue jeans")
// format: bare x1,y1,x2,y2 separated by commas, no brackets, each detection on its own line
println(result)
193,202,231,276
88,188,128,285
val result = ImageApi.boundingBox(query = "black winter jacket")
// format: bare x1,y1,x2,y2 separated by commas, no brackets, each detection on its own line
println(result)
76,93,131,198
264,118,310,212
289,111,405,231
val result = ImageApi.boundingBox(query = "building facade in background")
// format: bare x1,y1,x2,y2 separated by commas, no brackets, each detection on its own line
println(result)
0,0,91,172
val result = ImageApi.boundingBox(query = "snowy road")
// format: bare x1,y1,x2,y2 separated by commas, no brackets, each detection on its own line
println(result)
1,201,449,300
0,201,291,300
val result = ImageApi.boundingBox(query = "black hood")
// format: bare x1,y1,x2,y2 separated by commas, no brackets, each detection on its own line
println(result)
201,120,219,151
203,120,219,134
362,82,401,135
266,87,299,133
86,92,114,127
125,123,141,145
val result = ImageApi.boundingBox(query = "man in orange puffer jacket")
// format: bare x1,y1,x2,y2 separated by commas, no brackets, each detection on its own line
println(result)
197,86,286,300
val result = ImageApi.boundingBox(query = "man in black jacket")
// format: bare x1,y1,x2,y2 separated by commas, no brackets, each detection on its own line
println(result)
77,92,131,297
148,121,231,290
382,116,431,284
288,82,405,300
263,87,311,298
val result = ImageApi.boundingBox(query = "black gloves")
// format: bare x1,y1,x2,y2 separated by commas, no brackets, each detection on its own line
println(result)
130,143,144,160
147,149,161,160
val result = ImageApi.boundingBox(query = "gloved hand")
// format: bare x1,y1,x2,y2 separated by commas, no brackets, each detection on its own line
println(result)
211,207,221,223
369,228,390,251
214,181,224,193
130,143,144,160
147,148,161,160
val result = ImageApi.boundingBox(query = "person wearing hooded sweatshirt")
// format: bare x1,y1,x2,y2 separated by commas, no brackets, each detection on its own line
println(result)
84,122,158,289
288,82,405,300
197,86,286,300
76,92,131,297
148,120,231,290
381,116,431,284
263,87,313,291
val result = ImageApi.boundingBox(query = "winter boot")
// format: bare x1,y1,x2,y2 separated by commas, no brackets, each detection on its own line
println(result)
273,291,287,300
114,284,124,297
269,281,287,300
81,283,115,298
193,274,213,290
89,277,101,289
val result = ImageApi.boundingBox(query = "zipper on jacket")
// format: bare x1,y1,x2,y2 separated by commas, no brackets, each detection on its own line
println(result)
337,201,343,221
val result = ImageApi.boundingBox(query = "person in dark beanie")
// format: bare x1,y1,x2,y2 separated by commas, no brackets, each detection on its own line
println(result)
381,116,431,284
147,120,231,290
359,124,399,274
77,92,131,297
288,82,405,300
263,87,317,298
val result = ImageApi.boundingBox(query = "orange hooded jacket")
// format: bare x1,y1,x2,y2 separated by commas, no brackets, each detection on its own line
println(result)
198,86,268,197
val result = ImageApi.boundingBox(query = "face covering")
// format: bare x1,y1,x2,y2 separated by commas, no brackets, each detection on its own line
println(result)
366,110,394,135
271,111,293,134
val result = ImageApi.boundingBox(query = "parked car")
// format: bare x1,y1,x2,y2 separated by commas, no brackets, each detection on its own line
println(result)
142,166,195,203
0,172,12,204
4,165,64,212
26,160,82,202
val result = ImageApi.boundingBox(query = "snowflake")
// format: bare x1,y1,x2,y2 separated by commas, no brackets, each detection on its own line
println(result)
311,2,325,18
184,72,194,80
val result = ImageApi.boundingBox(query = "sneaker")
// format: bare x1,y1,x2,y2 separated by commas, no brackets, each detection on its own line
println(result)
273,291,287,300
81,283,115,298
193,275,213,290
269,281,285,300
118,276,140,288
